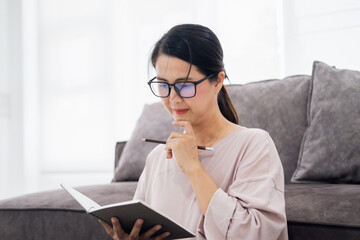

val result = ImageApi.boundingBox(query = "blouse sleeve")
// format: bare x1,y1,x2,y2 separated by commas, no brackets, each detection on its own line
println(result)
202,131,288,240
132,164,147,201
132,145,161,201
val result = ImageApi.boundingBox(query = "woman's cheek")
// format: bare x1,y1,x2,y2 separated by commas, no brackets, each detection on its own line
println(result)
193,85,211,106
195,85,207,96
161,99,172,114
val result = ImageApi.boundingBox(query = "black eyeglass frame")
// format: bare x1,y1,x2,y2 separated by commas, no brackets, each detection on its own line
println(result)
147,73,216,98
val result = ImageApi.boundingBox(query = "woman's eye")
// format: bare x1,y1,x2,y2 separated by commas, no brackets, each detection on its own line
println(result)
177,83,191,88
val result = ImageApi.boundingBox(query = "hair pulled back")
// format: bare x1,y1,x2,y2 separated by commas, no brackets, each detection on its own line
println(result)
150,24,238,124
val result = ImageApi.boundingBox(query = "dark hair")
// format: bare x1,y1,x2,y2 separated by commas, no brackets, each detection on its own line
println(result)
150,24,239,124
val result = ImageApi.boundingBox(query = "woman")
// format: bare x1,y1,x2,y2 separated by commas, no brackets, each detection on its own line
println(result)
100,24,288,240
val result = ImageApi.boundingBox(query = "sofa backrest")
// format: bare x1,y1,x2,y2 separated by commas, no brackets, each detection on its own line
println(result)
113,75,310,184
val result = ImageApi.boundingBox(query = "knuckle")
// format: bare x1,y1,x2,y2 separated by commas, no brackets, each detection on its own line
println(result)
175,142,182,149
111,233,117,239
106,229,112,236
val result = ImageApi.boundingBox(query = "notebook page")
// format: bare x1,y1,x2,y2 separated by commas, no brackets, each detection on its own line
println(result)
61,183,101,212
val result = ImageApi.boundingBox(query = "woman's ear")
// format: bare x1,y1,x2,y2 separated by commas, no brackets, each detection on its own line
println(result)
215,71,225,93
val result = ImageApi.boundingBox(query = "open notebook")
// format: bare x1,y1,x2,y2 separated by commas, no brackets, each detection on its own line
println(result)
60,184,195,239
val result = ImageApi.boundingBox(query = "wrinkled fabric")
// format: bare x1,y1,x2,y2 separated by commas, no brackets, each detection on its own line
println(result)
134,127,288,240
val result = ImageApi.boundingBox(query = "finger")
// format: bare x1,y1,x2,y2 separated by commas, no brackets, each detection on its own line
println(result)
142,224,162,239
172,121,194,135
168,131,186,140
166,132,182,159
166,132,186,152
154,232,171,240
129,219,143,237
166,134,190,154
167,131,196,150
169,131,186,138
167,148,172,159
111,217,126,239
99,219,113,236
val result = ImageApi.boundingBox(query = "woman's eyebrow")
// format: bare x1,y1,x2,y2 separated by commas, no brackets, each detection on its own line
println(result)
156,76,193,82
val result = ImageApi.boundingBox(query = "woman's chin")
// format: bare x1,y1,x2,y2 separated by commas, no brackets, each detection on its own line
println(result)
173,115,183,121
172,115,188,121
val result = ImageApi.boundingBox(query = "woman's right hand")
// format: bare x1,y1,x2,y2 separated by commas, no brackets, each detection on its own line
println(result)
99,217,170,240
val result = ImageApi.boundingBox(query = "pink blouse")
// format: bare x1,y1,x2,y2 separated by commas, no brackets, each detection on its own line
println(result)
134,127,288,239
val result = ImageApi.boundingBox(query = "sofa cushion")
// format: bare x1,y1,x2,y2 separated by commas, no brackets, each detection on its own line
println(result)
0,182,137,240
113,103,173,181
287,223,360,240
292,61,360,183
285,184,360,228
227,75,310,183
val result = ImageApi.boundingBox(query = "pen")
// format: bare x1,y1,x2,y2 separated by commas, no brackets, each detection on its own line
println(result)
141,138,214,151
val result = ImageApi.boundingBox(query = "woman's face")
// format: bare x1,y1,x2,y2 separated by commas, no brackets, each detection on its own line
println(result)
155,54,222,126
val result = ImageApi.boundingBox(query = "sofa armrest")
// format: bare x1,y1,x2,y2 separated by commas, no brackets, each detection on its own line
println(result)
0,182,138,240
115,141,127,169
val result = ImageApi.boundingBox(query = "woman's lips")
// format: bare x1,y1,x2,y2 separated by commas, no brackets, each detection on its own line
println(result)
173,109,188,115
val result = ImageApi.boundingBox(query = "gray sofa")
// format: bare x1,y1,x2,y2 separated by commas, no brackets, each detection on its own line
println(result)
1,61,359,239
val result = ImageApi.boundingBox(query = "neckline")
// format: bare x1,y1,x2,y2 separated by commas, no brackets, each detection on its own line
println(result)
198,126,245,158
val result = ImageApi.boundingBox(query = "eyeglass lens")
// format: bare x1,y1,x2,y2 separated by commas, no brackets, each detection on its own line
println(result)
151,81,195,98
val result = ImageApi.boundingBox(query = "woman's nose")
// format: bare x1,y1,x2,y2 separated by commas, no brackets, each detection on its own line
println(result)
169,86,182,101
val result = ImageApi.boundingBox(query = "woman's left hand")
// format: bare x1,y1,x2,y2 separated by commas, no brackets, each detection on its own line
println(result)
166,121,201,174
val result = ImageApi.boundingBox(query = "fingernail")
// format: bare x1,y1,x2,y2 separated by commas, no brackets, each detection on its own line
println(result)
155,225,162,230
111,217,116,223
164,232,170,237
137,219,143,225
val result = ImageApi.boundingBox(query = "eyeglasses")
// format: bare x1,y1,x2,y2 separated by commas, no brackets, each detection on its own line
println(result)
147,73,216,98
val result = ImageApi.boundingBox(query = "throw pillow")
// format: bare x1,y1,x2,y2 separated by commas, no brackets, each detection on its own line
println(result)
292,61,360,183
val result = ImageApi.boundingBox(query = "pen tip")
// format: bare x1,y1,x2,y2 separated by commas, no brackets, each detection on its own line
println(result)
141,138,146,142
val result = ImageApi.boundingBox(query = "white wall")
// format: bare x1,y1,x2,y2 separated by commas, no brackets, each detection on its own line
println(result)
0,0,10,198
283,0,360,75
0,0,25,199
216,0,283,82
